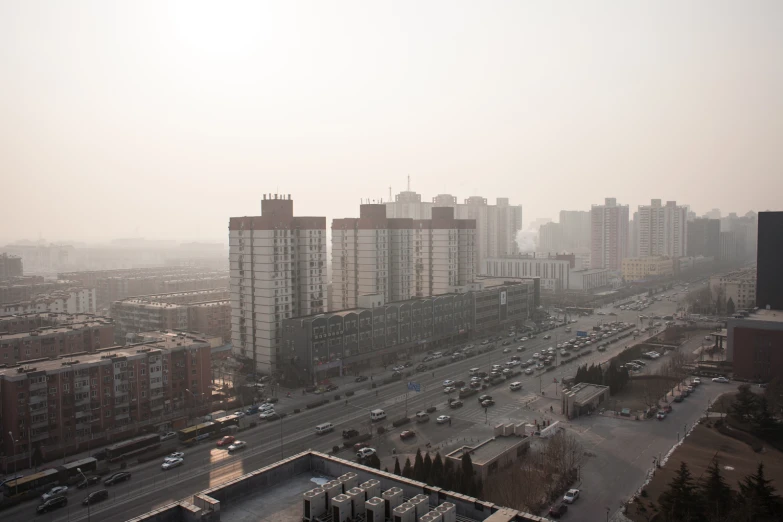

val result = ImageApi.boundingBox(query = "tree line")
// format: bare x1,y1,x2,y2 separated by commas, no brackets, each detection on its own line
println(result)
574,360,630,394
391,449,483,497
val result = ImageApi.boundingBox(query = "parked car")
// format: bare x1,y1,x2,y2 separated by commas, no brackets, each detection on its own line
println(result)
355,375,368,382
259,410,277,420
37,496,68,514
356,447,376,459
449,399,463,409
548,503,568,518
82,489,109,506
104,472,132,486
712,376,730,383
657,412,666,420
563,489,580,503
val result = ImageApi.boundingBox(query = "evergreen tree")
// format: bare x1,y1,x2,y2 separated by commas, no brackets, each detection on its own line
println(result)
443,458,455,490
738,463,783,520
461,453,475,494
393,457,401,476
700,459,734,520
453,468,464,494
431,453,445,488
658,461,701,522
413,449,425,481
365,453,381,470
402,457,413,479
423,452,433,482
726,297,736,316
751,396,779,436
732,384,759,422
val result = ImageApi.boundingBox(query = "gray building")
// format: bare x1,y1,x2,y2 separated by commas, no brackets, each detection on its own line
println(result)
281,278,539,383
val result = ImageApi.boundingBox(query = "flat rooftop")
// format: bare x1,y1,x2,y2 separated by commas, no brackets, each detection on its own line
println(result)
448,435,527,466
739,309,783,324
0,320,113,340
220,472,320,522
568,382,609,404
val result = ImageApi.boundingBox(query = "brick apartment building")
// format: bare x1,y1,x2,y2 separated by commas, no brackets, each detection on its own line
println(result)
0,287,97,316
727,310,783,382
0,277,79,305
110,289,231,344
0,332,212,465
0,314,115,365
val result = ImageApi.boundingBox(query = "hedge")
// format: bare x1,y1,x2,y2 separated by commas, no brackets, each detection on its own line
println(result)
306,399,329,409
392,417,411,428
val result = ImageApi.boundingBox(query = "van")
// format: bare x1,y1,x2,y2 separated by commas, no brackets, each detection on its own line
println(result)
370,409,386,422
469,368,480,375
415,412,430,423
315,423,334,435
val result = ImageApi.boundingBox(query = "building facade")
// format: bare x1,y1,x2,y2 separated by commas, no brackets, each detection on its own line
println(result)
569,268,611,291
756,211,783,311
538,222,563,252
710,268,757,311
559,210,591,250
281,278,538,382
727,311,783,382
0,254,23,281
621,257,675,282
687,218,720,259
0,332,211,462
229,195,327,375
636,199,688,259
484,255,571,292
0,287,97,316
590,198,629,271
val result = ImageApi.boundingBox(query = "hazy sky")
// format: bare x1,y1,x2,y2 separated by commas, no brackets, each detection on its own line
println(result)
2,0,782,243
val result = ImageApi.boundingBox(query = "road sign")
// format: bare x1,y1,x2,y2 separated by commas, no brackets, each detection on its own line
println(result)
576,330,588,337
407,381,421,392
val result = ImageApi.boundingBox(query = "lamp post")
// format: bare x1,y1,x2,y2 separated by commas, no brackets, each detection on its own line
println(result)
78,467,91,522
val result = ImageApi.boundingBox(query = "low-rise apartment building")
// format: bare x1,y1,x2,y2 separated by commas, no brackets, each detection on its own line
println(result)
0,332,212,463
710,267,757,311
621,256,674,282
0,287,96,316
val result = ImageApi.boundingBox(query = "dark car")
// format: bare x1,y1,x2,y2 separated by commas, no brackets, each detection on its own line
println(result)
355,375,368,383
478,394,493,403
403,361,413,368
400,430,416,440
104,472,131,486
37,496,68,514
673,395,684,402
77,475,100,489
449,399,463,409
416,364,428,372
454,380,465,388
82,489,109,506
266,396,280,404
481,399,495,407
342,428,359,439
548,502,568,518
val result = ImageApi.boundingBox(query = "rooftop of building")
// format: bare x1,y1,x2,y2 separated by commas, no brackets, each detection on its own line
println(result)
121,288,229,300
0,317,114,340
446,433,528,466
565,382,610,405
571,268,610,274
737,308,783,324
129,450,544,522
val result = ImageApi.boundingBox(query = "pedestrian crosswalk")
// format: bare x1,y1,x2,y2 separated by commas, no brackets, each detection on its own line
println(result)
452,392,540,424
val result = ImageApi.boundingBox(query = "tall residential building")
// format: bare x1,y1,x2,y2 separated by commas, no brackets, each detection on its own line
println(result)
229,194,326,375
636,199,688,258
386,192,521,276
0,254,23,281
757,211,783,310
559,210,591,250
687,218,720,259
590,198,629,271
332,205,475,309
538,222,563,251
704,208,721,220
629,212,639,257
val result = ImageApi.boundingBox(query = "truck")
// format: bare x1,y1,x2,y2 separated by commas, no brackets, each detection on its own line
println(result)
204,410,227,422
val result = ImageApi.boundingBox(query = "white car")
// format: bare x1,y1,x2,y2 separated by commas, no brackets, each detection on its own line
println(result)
41,486,68,501
228,441,247,452
524,368,534,375
166,452,185,460
712,376,730,383
442,379,455,387
258,403,275,412
160,431,177,441
436,415,451,424
259,410,277,419
509,382,522,391
563,488,580,503
443,386,456,394
161,457,184,470
356,447,376,459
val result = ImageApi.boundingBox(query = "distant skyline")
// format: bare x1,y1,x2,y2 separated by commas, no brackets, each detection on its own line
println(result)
2,1,782,242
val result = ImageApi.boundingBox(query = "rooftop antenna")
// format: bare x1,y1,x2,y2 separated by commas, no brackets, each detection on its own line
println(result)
407,175,411,192
389,186,392,202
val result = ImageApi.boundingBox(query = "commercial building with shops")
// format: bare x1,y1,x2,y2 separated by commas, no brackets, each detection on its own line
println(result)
281,278,539,383
727,310,783,382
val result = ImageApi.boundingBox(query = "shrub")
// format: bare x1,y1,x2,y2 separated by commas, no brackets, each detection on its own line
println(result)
392,417,411,428
345,391,355,397
293,408,300,414
306,399,328,409
377,426,386,435
335,395,341,401
332,445,340,453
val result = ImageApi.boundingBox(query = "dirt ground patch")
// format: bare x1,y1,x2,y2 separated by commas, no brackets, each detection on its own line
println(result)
626,423,783,522
606,375,680,414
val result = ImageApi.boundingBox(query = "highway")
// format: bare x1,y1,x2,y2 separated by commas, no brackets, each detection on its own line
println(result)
12,287,692,522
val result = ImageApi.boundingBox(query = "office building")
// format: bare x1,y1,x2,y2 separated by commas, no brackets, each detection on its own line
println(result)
569,268,611,291
0,287,97,316
710,268,757,311
687,218,720,259
484,254,571,292
559,210,591,250
727,310,783,382
0,332,212,463
590,198,629,271
621,257,674,282
0,254,23,281
538,222,563,251
281,278,538,382
756,211,783,311
636,199,688,259
229,195,326,376
332,205,475,310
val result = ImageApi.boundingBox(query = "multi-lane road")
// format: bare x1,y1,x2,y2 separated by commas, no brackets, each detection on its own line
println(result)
13,290,692,522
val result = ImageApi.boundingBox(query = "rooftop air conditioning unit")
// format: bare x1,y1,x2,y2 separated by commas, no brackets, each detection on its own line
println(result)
330,494,352,522
392,502,415,522
338,471,358,491
421,512,442,522
365,496,385,522
409,494,429,518
302,488,326,521
435,502,456,522
346,487,366,517
382,487,403,518
323,480,342,506
360,479,380,500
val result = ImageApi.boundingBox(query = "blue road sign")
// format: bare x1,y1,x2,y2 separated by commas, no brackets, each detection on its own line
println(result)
576,330,588,337
407,381,421,392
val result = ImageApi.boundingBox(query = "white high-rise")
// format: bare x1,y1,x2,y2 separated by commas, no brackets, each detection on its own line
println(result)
590,198,630,271
637,199,688,258
229,195,326,375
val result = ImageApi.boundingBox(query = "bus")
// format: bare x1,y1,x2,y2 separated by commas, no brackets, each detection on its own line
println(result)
58,457,101,485
178,421,218,444
215,414,241,431
0,457,102,502
104,433,161,462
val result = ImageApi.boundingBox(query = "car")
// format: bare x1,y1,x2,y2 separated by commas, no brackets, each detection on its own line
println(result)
548,502,568,518
657,412,666,420
356,447,376,459
325,384,339,392
443,379,455,387
355,375,368,382
342,428,360,439
258,402,275,411
259,410,277,420
712,376,730,383
392,365,404,372
162,457,184,470
478,394,492,402
37,495,68,514
436,415,451,424
234,411,246,418
167,451,185,460
400,430,416,440
77,475,100,489
543,335,551,340
449,399,463,409
403,361,413,368
160,431,177,441
353,441,370,452
228,441,247,453
443,386,456,394
502,348,511,354
217,436,236,447
563,489,580,503
104,472,132,486
520,337,528,341
509,381,522,391
42,486,69,501
685,385,694,393
82,489,109,506
524,368,534,375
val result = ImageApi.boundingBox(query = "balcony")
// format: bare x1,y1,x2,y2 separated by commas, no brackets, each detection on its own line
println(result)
31,431,49,443
31,418,49,429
